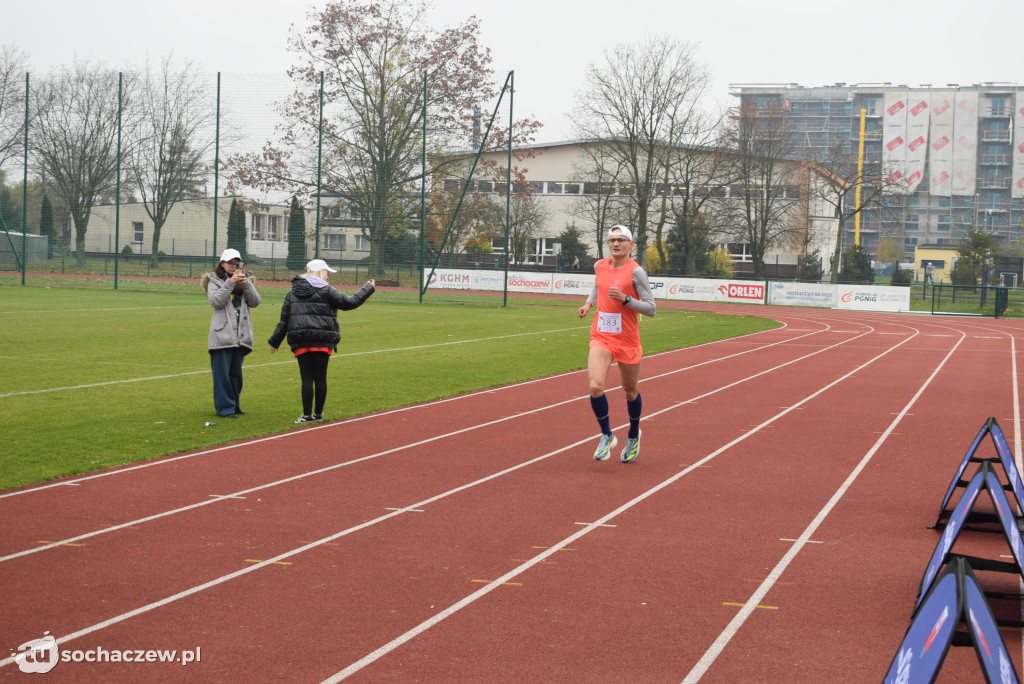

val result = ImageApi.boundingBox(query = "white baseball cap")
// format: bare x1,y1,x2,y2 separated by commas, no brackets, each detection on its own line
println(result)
608,225,633,241
219,248,242,262
306,258,337,273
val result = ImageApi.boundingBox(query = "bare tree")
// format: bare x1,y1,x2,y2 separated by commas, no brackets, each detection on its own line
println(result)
806,140,909,281
0,45,28,174
226,0,540,276
661,109,731,274
571,36,710,265
505,190,550,264
721,100,803,277
30,61,130,255
127,56,216,265
570,142,631,260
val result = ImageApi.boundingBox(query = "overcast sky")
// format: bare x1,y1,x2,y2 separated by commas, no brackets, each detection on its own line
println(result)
7,0,1023,142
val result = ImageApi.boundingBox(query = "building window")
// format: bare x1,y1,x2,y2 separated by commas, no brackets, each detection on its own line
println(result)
937,215,950,231
132,221,143,243
724,242,753,263
251,214,264,240
324,233,345,251
268,215,280,241
355,234,371,252
528,181,544,195
905,214,919,231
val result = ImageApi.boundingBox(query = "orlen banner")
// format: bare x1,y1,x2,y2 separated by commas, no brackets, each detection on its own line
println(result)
836,285,910,312
715,281,766,304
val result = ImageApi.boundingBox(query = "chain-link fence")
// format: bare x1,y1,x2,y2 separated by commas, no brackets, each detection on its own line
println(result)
0,67,520,303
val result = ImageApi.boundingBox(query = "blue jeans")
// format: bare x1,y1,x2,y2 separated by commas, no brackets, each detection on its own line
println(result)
210,347,247,416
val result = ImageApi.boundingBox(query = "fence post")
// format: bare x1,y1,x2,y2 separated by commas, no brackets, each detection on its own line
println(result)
21,72,28,286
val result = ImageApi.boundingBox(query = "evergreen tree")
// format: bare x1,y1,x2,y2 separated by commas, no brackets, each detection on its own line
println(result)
840,245,874,284
286,196,307,270
555,223,590,270
39,193,53,257
796,249,823,282
226,198,247,259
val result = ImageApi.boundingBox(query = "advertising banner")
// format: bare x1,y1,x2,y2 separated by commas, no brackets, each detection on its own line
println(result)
904,93,930,193
1014,93,1024,195
883,90,908,185
929,91,955,197
767,282,836,308
836,285,910,312
551,273,596,296
505,271,553,294
952,91,979,196
659,277,720,302
714,281,766,305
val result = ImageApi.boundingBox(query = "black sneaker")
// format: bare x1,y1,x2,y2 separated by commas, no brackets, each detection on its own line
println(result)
312,413,323,422
295,415,314,423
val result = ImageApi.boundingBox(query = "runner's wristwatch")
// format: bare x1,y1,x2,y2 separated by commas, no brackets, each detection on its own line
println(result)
624,295,632,305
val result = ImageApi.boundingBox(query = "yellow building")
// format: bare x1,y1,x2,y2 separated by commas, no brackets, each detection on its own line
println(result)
913,244,958,284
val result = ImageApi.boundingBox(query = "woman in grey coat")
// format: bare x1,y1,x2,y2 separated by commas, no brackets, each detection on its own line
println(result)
203,248,261,418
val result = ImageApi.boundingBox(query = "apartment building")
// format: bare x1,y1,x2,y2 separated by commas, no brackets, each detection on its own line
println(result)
731,83,1024,253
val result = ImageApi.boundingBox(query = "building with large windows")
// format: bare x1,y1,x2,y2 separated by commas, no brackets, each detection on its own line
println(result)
731,83,1024,254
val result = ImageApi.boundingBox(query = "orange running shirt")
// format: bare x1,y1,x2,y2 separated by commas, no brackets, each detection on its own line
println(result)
590,257,642,348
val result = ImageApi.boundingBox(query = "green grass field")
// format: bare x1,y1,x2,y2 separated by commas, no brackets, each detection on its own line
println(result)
0,286,778,490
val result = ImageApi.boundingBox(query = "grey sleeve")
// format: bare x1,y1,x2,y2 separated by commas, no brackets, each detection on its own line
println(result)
585,283,598,305
628,267,657,317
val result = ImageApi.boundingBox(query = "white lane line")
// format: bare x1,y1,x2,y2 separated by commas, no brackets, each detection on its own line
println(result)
0,321,826,502
681,328,969,684
0,323,840,560
323,324,922,682
0,327,584,398
0,323,883,668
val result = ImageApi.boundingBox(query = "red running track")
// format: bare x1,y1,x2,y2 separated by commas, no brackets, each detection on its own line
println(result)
1,305,1021,683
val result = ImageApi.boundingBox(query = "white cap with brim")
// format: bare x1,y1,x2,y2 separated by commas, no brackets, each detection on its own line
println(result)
609,225,633,241
219,248,242,262
306,258,337,273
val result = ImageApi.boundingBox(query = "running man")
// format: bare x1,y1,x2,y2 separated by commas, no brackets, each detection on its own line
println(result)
577,225,656,462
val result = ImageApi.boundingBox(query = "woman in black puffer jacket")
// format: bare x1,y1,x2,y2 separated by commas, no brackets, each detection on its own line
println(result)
268,259,375,423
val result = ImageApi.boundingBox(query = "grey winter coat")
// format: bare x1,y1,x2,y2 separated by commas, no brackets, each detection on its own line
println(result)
205,271,261,352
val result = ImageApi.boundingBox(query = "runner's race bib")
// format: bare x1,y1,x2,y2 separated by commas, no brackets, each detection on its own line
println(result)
597,311,622,334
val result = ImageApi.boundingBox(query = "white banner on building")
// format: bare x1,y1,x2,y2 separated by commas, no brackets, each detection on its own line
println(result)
928,91,955,197
952,91,979,196
883,90,909,185
1013,94,1024,195
904,93,930,193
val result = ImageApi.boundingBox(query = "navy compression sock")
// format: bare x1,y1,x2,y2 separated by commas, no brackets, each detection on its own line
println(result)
590,394,612,435
627,394,642,439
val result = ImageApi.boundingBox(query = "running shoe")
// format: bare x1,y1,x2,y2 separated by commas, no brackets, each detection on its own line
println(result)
593,433,617,461
620,430,641,463
295,414,321,424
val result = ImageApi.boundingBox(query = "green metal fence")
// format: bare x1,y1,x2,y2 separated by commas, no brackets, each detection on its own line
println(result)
930,283,1020,318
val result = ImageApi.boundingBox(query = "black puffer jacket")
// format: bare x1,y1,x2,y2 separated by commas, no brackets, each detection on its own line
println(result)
268,276,375,352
